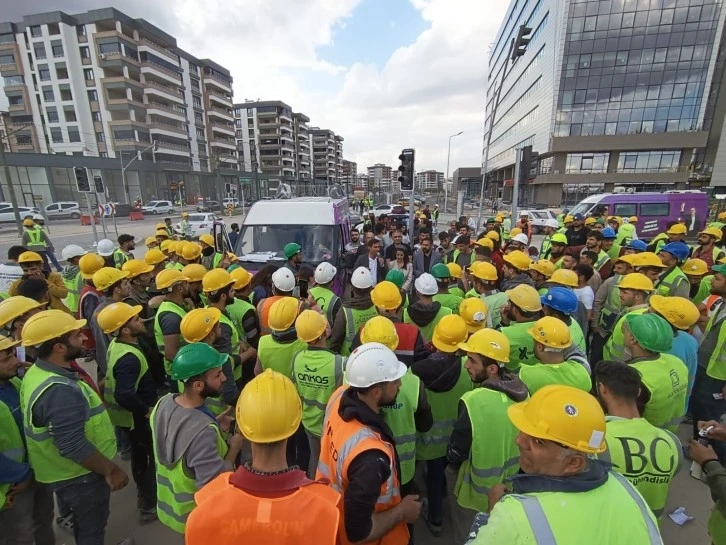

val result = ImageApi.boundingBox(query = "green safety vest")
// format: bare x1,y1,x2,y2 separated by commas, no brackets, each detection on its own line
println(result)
568,319,586,352
709,502,726,545
25,226,47,248
341,306,379,356
540,235,552,257
309,286,340,326
553,255,565,270
501,320,539,371
154,300,188,375
502,218,511,240
618,223,636,245
226,297,255,340
291,349,345,437
483,291,508,329
704,313,726,380
594,250,610,272
455,388,521,512
20,364,116,483
449,287,466,298
113,249,130,268
0,378,24,510
607,243,623,260
403,305,452,342
202,252,224,270
257,335,306,380
103,339,149,428
655,267,688,297
693,275,714,305
465,288,478,298
62,271,83,314
600,416,680,519
598,276,623,333
433,292,464,315
519,360,592,395
604,307,647,361
165,261,184,271
151,395,228,533
217,310,240,353
416,359,472,461
557,213,565,228
631,353,688,432
452,250,476,266
381,370,419,485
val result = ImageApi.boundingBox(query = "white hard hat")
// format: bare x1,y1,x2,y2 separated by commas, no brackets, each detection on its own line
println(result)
345,342,407,388
512,233,529,245
351,267,374,289
97,239,115,256
545,219,560,229
32,214,44,220
61,244,87,261
314,262,337,285
271,267,296,292
415,273,438,296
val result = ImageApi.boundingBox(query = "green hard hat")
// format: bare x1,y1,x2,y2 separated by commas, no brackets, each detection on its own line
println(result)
430,263,451,280
385,269,405,289
171,342,228,381
283,242,301,259
551,233,568,245
486,217,496,224
624,313,673,353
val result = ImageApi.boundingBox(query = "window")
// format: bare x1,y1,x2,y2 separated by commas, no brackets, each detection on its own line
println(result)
30,26,42,38
60,89,72,101
96,132,105,142
3,75,23,86
91,111,102,122
46,108,59,122
193,96,202,108
7,95,23,106
50,127,63,143
55,66,68,80
613,204,637,217
99,43,120,54
79,46,90,59
0,54,14,65
33,44,46,59
87,90,98,102
565,153,609,174
641,203,670,217
38,65,50,81
48,23,60,35
68,127,81,143
76,25,86,37
99,152,108,158
83,68,94,81
52,44,64,58
42,86,54,102
64,109,76,122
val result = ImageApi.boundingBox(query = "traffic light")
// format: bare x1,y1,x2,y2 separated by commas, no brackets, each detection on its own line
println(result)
511,25,532,62
74,166,91,192
398,148,415,191
93,175,105,194
519,145,539,184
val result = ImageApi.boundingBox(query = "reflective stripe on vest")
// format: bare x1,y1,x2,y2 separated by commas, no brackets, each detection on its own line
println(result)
604,307,647,361
0,378,25,509
154,300,187,375
62,272,83,314
27,227,46,247
598,275,623,333
103,339,149,428
381,370,419,484
594,250,610,271
704,312,726,380
257,335,307,380
309,286,340,325
655,267,688,297
226,298,256,341
113,249,129,268
291,349,345,437
341,305,378,356
631,354,688,432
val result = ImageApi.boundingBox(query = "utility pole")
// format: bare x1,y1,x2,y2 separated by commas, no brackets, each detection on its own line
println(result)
444,131,463,213
0,123,34,237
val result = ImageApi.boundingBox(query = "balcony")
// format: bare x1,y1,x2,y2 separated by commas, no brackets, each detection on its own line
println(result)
155,141,191,155
207,106,234,121
207,89,232,106
98,51,139,67
144,80,184,103
101,76,145,90
107,97,147,110
210,121,234,135
0,60,17,74
149,121,187,136
203,72,232,92
7,103,25,112
147,102,186,121
210,138,236,150
139,38,176,60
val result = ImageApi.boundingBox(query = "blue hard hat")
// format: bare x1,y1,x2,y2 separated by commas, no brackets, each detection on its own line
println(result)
660,241,690,262
625,239,647,251
573,213,585,221
540,286,579,315
601,227,617,239
563,208,570,213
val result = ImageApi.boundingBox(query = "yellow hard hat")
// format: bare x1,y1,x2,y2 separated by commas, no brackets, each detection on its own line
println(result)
475,238,494,250
167,241,181,254
181,242,202,261
199,234,215,247
486,230,500,242
666,224,688,235
371,281,403,311
295,310,328,343
180,307,222,343
145,236,158,247
584,217,596,226
155,229,169,239
144,248,168,266
495,215,504,223
682,258,709,277
699,227,723,241
549,269,578,288
79,253,105,279
97,302,142,335
431,314,468,353
505,284,542,312
529,259,555,278
508,384,606,454
202,269,234,293
121,259,153,279
92,267,129,292
629,216,638,223
268,297,299,332
470,261,499,282
155,269,189,290
458,328,510,363
649,295,700,330
617,272,655,292
155,223,166,230
360,316,399,350
0,334,19,352
182,212,189,218
458,298,488,333
503,250,531,271
182,264,207,283
160,240,173,252
22,218,35,227
509,227,523,238
236,369,302,443
631,252,667,269
527,316,572,349
614,254,637,265
564,215,574,223
21,309,86,347
0,296,45,329
718,212,726,221
446,262,463,279
18,251,43,264
230,267,252,290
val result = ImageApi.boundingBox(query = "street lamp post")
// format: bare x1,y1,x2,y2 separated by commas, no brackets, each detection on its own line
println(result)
120,141,157,205
444,131,463,213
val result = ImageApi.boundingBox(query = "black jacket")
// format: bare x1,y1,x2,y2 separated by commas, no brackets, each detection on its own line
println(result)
354,253,387,284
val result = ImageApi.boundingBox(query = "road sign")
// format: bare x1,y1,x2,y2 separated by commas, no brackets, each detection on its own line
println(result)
98,203,116,217
239,176,251,185
226,203,234,216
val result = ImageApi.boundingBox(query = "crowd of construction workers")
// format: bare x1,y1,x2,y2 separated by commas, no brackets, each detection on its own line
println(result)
1,203,726,545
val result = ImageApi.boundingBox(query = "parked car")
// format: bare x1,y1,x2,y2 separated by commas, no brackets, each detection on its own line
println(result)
175,213,219,237
0,203,41,223
44,201,82,219
222,198,240,208
374,204,408,215
197,200,222,213
518,209,559,234
141,200,174,215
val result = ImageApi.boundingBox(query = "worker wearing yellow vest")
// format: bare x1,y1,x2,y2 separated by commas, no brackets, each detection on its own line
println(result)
410,315,472,537
97,302,159,525
317,342,417,545
683,258,714,305
623,313,688,433
330,267,378,355
113,234,136,269
0,333,55,544
656,241,691,298
60,245,87,314
153,269,190,378
499,284,543,371
595,360,681,520
310,262,342,326
162,241,184,271
540,286,587,352
19,310,128,544
404,273,452,341
692,227,726,273
446,328,526,543
180,263,206,309
469,385,662,544
20,218,51,272
151,342,244,534
186,369,341,545
603,272,654,361
291,310,345,478
688,420,726,544
431,263,464,314
469,261,508,328
198,234,223,270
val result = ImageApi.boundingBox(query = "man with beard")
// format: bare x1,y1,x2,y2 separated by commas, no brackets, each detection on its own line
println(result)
545,233,568,267
9,251,69,313
153,269,190,380
113,234,136,268
151,342,244,534
565,213,591,253
19,310,129,545
199,234,224,270
283,242,303,276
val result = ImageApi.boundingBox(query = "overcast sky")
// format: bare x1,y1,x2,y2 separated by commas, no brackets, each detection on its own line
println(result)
3,0,510,173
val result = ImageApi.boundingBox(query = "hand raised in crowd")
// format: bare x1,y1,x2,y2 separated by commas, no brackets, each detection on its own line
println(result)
699,420,726,442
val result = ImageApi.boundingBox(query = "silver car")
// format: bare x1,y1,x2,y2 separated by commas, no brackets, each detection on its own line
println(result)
45,201,82,219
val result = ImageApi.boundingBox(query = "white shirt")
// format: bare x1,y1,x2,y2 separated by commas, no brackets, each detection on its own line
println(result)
574,286,595,310
0,262,23,293
368,256,378,285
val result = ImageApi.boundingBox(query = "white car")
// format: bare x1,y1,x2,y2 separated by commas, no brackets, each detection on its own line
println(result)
175,213,220,237
222,198,240,208
142,200,174,215
0,203,40,223
45,201,81,219
518,209,559,234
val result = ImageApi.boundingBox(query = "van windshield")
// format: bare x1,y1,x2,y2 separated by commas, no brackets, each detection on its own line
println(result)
236,224,337,265
568,201,596,216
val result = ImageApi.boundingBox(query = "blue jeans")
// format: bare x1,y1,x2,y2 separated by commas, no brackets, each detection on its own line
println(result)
425,457,448,525
53,473,110,545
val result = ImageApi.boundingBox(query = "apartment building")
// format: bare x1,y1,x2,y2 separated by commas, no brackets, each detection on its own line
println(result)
340,159,357,189
0,8,236,172
367,163,393,191
415,169,443,192
310,127,343,184
482,0,726,204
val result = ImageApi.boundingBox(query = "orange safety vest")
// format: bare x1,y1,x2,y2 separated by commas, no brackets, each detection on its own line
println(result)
186,472,340,545
257,296,305,337
316,386,409,545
